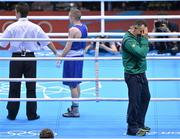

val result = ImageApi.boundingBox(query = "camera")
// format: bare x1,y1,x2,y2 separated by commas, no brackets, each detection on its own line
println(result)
155,21,164,28
154,20,168,32
154,19,167,27
92,35,110,46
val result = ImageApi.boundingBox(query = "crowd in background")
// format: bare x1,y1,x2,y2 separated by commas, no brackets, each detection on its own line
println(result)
1,1,180,55
0,1,180,11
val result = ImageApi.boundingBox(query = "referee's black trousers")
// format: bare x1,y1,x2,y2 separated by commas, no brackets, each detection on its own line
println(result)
125,72,151,133
6,52,37,119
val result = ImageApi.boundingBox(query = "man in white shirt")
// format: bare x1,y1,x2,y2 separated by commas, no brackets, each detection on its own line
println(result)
0,2,59,120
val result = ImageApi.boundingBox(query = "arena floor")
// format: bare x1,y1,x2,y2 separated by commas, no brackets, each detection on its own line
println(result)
0,51,180,138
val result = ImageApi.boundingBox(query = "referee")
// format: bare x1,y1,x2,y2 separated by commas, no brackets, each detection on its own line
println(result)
0,3,59,120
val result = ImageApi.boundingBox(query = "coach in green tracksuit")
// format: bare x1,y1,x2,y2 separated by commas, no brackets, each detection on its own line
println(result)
122,20,151,136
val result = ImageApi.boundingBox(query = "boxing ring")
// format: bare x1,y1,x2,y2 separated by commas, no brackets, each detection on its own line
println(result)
1,0,180,138
1,50,180,139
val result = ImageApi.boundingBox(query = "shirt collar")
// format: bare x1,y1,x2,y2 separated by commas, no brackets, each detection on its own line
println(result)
18,18,28,21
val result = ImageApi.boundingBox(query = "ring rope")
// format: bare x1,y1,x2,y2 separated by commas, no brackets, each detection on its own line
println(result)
0,57,180,61
34,32,180,37
95,42,100,98
1,32,180,37
0,78,180,82
0,15,180,20
0,98,180,102
1,38,180,42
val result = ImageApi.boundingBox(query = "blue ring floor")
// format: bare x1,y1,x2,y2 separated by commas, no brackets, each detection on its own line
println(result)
0,51,180,138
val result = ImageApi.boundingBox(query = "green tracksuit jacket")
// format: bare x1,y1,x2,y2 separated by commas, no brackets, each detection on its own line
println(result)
122,31,149,74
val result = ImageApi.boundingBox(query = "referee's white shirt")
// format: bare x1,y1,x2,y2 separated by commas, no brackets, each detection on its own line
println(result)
0,18,50,52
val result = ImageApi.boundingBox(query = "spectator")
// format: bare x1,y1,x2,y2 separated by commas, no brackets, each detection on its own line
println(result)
85,35,121,54
152,18,179,55
31,2,53,11
39,128,54,139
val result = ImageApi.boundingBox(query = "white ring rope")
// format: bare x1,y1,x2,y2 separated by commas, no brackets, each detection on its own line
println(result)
1,32,180,37
0,38,180,42
95,42,100,98
0,98,180,102
43,32,180,37
0,78,179,82
0,57,180,61
0,15,180,20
